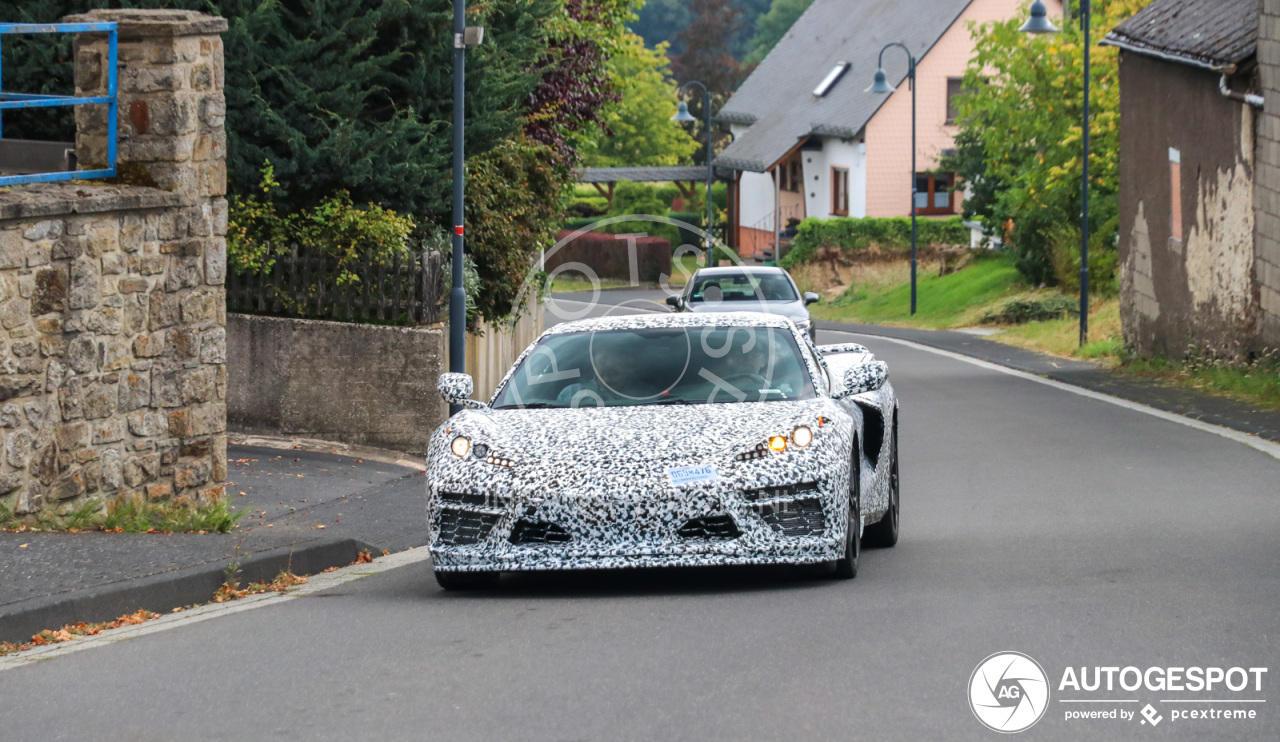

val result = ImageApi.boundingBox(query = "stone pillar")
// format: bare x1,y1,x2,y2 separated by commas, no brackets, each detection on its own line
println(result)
69,9,228,200
1259,0,1280,348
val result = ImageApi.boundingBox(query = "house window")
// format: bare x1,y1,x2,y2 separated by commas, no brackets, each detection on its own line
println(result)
914,172,955,214
946,78,964,124
832,167,850,216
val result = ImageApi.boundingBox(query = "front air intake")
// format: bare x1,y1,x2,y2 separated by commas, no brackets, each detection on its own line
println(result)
678,515,742,540
436,508,501,545
509,518,572,544
756,498,826,537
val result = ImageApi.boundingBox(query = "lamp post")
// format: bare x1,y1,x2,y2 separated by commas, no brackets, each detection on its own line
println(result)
867,44,918,315
449,3,483,413
672,81,714,268
1021,0,1089,347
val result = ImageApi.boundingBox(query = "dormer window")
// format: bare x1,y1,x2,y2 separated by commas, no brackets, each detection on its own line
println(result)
813,62,851,97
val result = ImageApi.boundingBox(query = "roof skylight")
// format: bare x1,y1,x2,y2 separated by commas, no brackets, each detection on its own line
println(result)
813,62,851,97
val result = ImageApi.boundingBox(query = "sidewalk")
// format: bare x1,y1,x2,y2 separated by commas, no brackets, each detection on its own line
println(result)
817,319,1280,444
0,445,427,644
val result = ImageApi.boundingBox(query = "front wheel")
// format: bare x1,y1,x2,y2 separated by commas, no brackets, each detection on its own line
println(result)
832,458,860,579
434,569,500,590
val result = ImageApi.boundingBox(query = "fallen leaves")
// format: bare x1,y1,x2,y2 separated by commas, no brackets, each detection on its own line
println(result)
1,610,162,655
17,544,27,549
356,551,374,564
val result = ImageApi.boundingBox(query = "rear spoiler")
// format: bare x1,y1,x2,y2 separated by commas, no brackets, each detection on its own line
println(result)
816,343,869,355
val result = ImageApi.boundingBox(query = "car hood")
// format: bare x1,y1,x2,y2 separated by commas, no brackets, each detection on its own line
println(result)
447,400,831,489
684,301,809,321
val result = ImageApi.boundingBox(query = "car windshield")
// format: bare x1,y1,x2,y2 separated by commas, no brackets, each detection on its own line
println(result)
688,271,798,303
491,326,817,409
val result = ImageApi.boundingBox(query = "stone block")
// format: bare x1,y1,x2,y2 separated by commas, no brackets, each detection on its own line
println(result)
211,434,227,481
101,448,123,492
198,485,225,504
174,460,210,489
0,404,19,428
52,473,87,502
0,298,30,330
165,256,202,292
24,221,63,241
70,258,102,310
25,242,50,268
123,296,149,335
52,235,85,261
32,267,68,316
148,290,179,330
23,401,45,430
67,335,98,374
200,327,226,364
188,402,225,436
120,214,144,253
84,383,116,420
0,473,21,495
180,436,211,458
206,237,226,285
169,327,199,359
146,481,172,502
103,339,132,372
134,333,165,358
0,230,26,270
119,276,150,294
128,410,170,437
179,367,216,404
92,418,126,445
87,221,119,257
180,290,218,324
56,422,89,451
118,370,151,413
167,409,190,437
6,430,31,468
151,368,181,408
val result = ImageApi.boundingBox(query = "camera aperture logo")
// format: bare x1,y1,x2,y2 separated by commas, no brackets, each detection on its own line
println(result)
969,652,1051,733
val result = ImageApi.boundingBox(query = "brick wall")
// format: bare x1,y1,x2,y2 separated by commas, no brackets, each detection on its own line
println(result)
0,10,228,523
1257,0,1280,347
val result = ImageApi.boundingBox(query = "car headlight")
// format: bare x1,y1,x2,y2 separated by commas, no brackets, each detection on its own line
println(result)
450,435,470,458
792,425,812,447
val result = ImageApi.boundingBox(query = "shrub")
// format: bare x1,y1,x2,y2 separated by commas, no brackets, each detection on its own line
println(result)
780,216,970,268
567,200,607,218
980,295,1079,325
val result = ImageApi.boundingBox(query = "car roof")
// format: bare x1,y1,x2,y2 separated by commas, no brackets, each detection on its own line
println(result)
544,311,796,336
691,266,789,278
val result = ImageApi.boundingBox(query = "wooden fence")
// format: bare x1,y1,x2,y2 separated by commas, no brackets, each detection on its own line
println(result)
227,247,445,325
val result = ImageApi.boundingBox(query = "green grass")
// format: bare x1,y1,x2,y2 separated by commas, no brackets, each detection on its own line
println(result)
549,277,629,293
810,253,1028,329
1116,352,1280,411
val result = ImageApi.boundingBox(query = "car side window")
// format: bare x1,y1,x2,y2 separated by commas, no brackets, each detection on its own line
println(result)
801,337,830,393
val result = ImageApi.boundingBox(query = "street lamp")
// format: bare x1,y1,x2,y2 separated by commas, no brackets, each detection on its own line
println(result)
449,2,483,413
867,44,919,315
1021,0,1091,347
672,82,714,268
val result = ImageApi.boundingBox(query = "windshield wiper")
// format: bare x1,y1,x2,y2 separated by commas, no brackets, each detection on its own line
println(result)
494,402,562,410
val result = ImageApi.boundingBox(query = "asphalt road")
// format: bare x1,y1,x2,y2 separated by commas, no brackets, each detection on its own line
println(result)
2,317,1278,741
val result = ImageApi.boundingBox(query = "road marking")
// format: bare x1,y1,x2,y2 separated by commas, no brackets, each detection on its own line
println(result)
830,330,1280,462
0,547,437,673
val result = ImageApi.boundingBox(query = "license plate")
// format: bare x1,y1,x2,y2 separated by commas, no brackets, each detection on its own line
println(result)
667,464,719,486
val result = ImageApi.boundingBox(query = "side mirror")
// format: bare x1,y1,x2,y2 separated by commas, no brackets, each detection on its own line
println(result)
803,291,820,305
832,361,888,399
438,372,485,409
665,295,681,310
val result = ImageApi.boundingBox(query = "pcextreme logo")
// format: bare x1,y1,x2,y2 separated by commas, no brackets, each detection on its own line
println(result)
969,653,1268,733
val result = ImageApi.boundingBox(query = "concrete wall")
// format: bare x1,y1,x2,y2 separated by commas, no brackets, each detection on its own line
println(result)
1255,0,1280,348
227,315,446,454
0,10,228,523
1118,52,1259,358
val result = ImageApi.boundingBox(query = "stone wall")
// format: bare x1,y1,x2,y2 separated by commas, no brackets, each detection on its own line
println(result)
226,315,446,454
0,10,228,522
1256,0,1280,349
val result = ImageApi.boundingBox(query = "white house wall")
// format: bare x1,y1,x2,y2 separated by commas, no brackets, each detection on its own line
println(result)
801,137,866,220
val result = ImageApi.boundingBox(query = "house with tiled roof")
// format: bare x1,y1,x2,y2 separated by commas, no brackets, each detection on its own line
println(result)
1102,0,1280,359
714,0,1061,258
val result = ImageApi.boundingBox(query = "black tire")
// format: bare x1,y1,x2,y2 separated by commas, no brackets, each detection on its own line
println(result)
863,417,899,548
833,454,861,579
434,569,500,590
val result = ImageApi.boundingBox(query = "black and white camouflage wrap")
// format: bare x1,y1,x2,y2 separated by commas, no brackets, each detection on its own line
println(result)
426,312,898,573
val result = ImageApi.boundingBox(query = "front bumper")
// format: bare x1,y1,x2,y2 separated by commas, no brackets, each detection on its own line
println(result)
428,478,849,573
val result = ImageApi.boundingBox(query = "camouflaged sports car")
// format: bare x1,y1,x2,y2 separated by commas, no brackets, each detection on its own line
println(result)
427,312,899,589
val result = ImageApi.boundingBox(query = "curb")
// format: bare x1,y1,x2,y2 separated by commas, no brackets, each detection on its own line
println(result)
0,537,369,645
227,432,426,472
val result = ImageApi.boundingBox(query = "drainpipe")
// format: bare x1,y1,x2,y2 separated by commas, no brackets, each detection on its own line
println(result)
1219,73,1264,109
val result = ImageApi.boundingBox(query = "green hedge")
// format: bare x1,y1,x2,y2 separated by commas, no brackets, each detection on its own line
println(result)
779,216,971,269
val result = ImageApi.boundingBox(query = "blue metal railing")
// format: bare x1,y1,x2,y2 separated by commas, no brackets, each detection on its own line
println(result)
0,22,117,186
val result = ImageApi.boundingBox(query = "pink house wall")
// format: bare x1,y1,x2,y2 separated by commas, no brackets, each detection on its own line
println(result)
863,0,1063,218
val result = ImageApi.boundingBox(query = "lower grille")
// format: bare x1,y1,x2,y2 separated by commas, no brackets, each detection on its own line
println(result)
678,514,742,540
436,508,501,545
509,518,572,544
743,481,819,502
756,497,826,537
439,491,509,509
